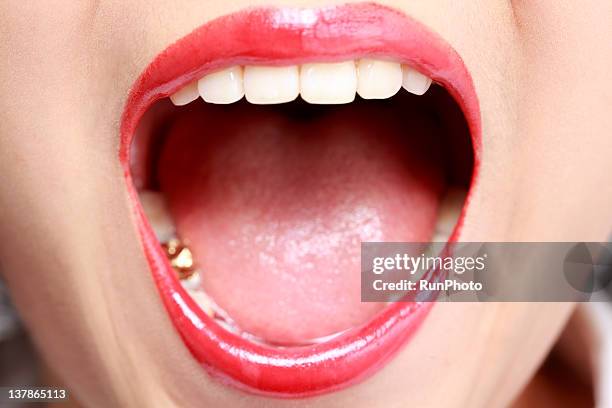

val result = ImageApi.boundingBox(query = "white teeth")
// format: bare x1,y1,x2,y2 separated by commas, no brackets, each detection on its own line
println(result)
300,61,357,104
169,61,434,106
402,66,433,96
139,191,175,242
180,271,202,291
169,81,199,106
244,65,299,104
434,187,467,241
198,66,244,104
357,59,402,99
188,290,216,317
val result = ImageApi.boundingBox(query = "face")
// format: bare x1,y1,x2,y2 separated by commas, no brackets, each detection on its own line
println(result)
0,1,611,407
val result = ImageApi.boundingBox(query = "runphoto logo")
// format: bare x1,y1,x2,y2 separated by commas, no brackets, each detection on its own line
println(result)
371,253,487,275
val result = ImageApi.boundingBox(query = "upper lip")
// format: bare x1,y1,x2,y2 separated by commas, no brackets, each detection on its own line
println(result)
119,2,481,398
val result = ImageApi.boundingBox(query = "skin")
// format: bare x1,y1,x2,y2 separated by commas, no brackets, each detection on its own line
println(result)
0,0,611,407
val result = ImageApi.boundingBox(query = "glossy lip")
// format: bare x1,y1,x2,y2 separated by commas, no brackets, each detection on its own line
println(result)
119,2,481,398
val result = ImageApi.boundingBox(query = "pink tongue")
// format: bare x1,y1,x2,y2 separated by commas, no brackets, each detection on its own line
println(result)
158,103,444,344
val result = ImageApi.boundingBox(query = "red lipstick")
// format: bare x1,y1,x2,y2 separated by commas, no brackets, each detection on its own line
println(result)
119,3,480,397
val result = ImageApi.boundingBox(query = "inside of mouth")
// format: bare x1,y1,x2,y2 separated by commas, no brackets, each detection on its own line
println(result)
130,78,473,347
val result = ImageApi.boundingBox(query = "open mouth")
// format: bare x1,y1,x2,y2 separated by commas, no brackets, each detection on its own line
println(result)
120,3,480,398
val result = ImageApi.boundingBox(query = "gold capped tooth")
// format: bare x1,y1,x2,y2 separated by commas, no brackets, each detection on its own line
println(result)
172,247,194,270
162,238,196,280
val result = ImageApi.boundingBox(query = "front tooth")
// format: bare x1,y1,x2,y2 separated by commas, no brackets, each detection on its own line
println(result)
169,81,199,106
357,59,402,99
198,66,244,104
435,188,467,237
139,191,175,242
402,66,433,96
244,65,299,104
300,61,357,104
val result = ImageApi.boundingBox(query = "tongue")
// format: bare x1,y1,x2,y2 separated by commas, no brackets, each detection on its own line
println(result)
158,101,444,344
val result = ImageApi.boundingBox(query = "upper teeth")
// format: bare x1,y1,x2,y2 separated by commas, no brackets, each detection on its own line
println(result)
244,65,300,104
169,59,433,106
199,65,244,104
300,61,358,104
356,59,403,100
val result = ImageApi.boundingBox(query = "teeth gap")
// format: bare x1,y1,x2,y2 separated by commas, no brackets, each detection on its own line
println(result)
170,60,433,107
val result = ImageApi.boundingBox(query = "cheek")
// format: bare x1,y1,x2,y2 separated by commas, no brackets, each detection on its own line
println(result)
506,0,612,240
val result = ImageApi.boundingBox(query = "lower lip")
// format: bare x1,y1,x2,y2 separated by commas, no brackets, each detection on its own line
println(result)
120,3,480,398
